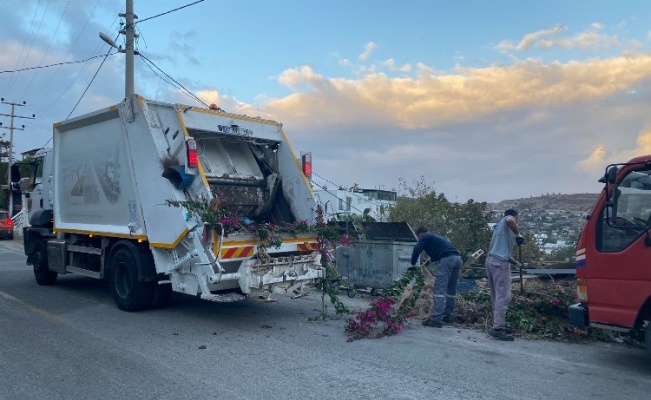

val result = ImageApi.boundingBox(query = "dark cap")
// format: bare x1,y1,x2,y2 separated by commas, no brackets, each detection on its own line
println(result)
415,226,428,235
504,209,518,217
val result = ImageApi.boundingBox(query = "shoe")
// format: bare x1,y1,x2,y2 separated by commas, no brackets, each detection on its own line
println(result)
422,320,443,328
442,316,454,324
488,328,514,341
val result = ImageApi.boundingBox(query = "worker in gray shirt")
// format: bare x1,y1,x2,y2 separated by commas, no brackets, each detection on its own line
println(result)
485,209,524,341
410,227,463,328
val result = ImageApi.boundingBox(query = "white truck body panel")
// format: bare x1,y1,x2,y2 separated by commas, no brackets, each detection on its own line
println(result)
33,95,322,305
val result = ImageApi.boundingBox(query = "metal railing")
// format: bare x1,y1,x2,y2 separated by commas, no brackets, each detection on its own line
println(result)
11,208,26,235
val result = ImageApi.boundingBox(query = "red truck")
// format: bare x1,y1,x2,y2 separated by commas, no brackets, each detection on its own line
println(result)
570,155,651,357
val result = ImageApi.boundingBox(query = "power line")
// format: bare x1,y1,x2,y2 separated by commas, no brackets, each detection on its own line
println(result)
312,172,390,211
0,52,118,74
4,0,43,92
22,0,71,98
136,0,204,24
65,46,114,120
139,53,209,107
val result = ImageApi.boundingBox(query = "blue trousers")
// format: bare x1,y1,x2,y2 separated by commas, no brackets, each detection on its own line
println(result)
428,255,463,323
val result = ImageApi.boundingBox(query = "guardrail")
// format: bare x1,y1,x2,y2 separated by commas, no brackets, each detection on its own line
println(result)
11,209,26,235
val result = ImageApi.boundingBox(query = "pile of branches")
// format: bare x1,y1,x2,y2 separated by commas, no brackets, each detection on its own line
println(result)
454,280,616,343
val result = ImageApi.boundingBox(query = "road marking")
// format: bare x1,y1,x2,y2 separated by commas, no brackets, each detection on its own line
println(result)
0,290,68,325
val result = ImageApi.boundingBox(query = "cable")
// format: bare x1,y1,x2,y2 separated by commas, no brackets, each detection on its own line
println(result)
313,171,386,208
139,53,209,107
22,0,70,97
310,178,369,216
65,46,114,120
4,0,42,92
0,52,118,74
136,0,205,24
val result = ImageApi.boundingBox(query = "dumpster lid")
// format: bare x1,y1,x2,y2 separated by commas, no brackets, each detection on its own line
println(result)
361,222,417,242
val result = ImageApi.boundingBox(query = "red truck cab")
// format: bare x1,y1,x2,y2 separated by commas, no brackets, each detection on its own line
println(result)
569,156,651,357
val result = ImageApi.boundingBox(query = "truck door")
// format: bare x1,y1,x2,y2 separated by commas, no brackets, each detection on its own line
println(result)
587,167,651,327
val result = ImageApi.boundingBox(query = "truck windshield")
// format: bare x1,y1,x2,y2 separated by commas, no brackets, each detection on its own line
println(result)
33,158,44,185
598,168,651,251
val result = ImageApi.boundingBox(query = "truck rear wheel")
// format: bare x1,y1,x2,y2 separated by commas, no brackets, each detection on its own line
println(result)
33,241,57,285
109,245,154,311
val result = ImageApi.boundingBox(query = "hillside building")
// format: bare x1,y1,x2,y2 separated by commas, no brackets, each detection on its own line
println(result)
313,184,397,222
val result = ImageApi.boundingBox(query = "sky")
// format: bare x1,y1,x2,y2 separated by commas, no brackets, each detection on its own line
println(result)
2,0,651,203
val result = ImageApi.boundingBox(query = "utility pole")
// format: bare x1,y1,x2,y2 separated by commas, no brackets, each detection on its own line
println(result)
121,0,136,98
0,98,35,216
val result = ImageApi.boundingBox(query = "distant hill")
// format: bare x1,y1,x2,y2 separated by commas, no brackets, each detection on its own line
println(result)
487,193,599,213
486,193,600,236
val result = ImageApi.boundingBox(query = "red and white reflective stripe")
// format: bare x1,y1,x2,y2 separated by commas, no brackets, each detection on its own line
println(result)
297,242,318,251
221,246,255,259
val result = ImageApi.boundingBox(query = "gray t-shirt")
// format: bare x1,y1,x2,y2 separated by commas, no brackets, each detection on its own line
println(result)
488,215,516,261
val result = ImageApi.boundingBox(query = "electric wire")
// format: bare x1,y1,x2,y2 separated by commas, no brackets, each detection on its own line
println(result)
313,171,387,208
0,53,118,74
136,0,205,24
4,0,43,92
139,53,209,107
310,178,369,216
65,47,114,120
41,0,105,112
311,171,397,220
22,0,71,97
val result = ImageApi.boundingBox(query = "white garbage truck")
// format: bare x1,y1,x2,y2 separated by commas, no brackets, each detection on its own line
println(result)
20,95,322,311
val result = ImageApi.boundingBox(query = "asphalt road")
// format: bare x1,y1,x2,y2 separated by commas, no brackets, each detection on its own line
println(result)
1,238,650,400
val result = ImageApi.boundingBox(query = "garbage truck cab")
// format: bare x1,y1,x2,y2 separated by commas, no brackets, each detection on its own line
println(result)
22,95,322,311
569,155,651,357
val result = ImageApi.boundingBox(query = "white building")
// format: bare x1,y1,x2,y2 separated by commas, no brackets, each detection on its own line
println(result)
313,185,397,222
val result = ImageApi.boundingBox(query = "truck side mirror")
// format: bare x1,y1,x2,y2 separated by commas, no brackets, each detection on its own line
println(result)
606,166,618,184
10,164,21,182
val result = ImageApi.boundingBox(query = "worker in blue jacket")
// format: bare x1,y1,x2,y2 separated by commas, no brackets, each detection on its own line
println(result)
410,227,463,328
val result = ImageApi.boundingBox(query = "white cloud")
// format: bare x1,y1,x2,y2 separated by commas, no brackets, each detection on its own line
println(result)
578,128,651,175
264,53,651,130
494,23,619,52
382,58,412,73
358,41,378,61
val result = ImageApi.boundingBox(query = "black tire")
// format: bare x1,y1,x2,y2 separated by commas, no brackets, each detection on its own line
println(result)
109,245,155,312
370,288,379,296
347,289,356,298
9,233,14,240
149,283,173,309
33,240,57,285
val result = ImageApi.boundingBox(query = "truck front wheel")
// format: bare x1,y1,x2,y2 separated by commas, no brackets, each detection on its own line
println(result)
33,241,57,285
109,245,154,311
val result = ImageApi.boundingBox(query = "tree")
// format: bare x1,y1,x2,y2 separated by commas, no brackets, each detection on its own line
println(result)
388,177,492,261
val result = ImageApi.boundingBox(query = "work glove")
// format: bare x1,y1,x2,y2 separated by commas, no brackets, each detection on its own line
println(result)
516,235,525,245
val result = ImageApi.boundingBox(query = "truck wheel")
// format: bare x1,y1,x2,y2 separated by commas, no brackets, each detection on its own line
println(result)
109,245,154,311
33,241,57,285
149,283,172,309
646,326,651,359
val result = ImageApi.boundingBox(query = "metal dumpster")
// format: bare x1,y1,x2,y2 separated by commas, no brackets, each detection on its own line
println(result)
342,222,417,295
